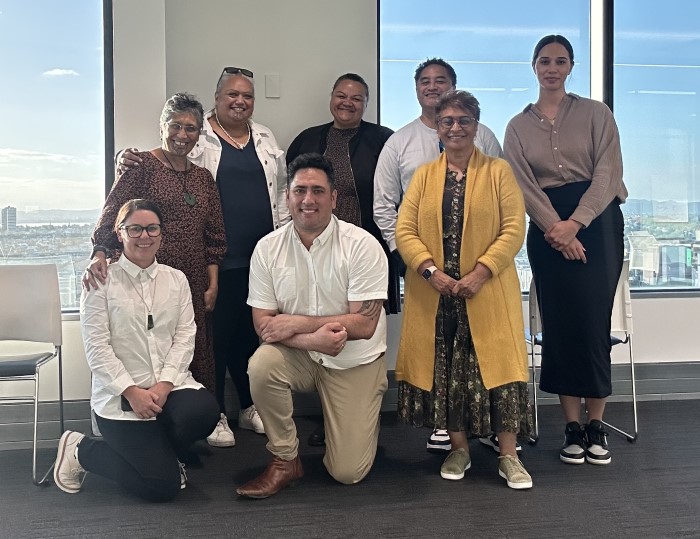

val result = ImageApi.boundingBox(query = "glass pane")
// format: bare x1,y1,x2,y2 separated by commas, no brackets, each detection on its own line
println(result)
615,0,700,289
379,0,590,289
0,1,105,308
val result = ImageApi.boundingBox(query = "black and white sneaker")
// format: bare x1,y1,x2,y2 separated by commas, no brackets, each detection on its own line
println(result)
585,420,612,465
478,434,522,453
179,461,187,489
560,421,587,465
427,429,451,452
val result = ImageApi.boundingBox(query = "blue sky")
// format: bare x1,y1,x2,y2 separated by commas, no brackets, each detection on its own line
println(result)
379,0,700,207
1,0,698,214
0,0,104,211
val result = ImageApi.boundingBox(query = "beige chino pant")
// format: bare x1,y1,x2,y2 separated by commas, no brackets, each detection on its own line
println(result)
248,343,388,485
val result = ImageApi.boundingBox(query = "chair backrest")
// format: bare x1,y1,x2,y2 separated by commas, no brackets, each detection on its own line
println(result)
0,264,62,346
528,259,632,338
611,259,633,335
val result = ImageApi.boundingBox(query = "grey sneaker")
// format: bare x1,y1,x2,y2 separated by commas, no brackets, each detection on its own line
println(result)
54,431,86,493
498,455,533,490
440,448,471,480
560,421,587,465
585,420,612,465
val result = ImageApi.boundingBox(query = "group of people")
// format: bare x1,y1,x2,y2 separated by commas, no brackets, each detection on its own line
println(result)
52,33,627,501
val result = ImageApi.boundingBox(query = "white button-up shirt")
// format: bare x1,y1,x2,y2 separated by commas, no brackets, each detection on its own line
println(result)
80,255,202,420
248,216,388,370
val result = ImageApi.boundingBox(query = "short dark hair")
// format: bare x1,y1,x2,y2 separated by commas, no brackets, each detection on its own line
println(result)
435,90,481,122
332,73,369,100
114,199,164,232
532,34,575,66
287,153,335,189
414,58,457,86
160,92,204,129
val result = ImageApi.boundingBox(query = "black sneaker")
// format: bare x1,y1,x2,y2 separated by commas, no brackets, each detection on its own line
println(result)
585,420,612,465
560,422,587,465
427,429,451,452
478,434,523,453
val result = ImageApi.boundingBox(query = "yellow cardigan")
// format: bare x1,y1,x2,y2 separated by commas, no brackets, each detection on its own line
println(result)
395,149,528,391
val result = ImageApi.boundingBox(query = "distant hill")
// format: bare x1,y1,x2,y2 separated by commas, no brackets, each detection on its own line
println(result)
17,208,102,224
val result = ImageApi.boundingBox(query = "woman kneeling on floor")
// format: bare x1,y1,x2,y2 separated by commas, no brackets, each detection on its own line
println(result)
54,199,219,501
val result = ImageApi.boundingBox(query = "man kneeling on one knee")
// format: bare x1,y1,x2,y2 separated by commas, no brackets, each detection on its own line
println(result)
236,153,389,499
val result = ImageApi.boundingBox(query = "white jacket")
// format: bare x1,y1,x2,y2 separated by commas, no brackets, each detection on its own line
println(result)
189,110,290,229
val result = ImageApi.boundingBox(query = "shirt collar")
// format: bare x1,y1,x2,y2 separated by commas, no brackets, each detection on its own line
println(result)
522,92,580,114
291,214,337,248
117,254,159,280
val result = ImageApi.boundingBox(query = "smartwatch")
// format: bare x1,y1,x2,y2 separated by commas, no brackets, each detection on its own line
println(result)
421,265,438,280
90,245,109,259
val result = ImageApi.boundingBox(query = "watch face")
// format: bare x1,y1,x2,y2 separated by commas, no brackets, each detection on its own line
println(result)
422,268,432,280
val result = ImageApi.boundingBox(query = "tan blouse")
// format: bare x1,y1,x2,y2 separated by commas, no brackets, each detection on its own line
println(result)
504,93,627,232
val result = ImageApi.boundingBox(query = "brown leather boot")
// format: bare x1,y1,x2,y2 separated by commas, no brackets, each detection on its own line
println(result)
236,455,303,499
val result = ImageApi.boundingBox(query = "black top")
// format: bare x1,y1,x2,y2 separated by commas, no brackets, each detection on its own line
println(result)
286,120,393,248
216,135,274,270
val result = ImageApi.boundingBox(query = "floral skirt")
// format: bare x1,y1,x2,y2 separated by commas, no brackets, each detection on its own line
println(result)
398,295,533,438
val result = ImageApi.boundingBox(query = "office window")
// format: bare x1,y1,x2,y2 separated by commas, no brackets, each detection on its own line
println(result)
379,0,590,288
0,1,105,308
615,0,700,288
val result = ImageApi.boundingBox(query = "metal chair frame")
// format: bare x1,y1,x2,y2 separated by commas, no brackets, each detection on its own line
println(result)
526,260,638,443
0,264,65,485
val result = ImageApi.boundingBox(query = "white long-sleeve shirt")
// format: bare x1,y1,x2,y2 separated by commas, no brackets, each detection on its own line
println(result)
373,117,503,251
80,255,202,420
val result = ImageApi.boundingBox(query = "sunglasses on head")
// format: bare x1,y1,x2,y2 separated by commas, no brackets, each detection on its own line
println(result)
220,66,254,78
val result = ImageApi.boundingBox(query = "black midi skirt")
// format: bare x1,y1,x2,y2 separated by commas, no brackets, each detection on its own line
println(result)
528,181,624,398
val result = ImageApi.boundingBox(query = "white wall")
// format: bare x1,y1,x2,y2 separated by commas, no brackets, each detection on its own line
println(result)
22,0,697,402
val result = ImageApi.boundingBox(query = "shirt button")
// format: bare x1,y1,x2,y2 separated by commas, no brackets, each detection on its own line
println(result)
554,147,558,150
273,204,277,208
559,165,563,168
265,161,268,165
553,131,557,134
269,182,272,187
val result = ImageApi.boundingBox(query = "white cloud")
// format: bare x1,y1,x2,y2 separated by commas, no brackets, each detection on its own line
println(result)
42,68,80,77
0,147,87,166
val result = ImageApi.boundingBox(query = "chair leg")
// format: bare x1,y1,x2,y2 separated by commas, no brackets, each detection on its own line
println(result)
58,347,65,433
529,346,539,444
601,338,638,443
32,368,57,486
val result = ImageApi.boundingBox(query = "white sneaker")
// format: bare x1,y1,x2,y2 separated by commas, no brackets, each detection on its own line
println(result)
54,431,86,493
207,413,235,447
238,405,265,434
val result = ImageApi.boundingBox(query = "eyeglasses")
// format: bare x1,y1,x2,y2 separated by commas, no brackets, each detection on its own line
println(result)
167,122,201,135
437,116,477,129
220,66,254,78
119,224,162,238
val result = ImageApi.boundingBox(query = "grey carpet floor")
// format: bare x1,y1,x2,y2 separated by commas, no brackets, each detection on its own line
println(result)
1,400,699,538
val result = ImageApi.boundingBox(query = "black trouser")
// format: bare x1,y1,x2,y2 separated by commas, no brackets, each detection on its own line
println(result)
212,267,261,412
78,388,219,502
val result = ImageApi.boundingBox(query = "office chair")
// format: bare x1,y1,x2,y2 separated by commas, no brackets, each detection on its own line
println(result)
0,264,65,485
526,260,638,443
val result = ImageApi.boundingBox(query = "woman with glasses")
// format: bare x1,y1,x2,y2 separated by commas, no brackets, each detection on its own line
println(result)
111,68,288,448
56,199,219,501
504,35,626,466
395,90,533,490
86,93,227,419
